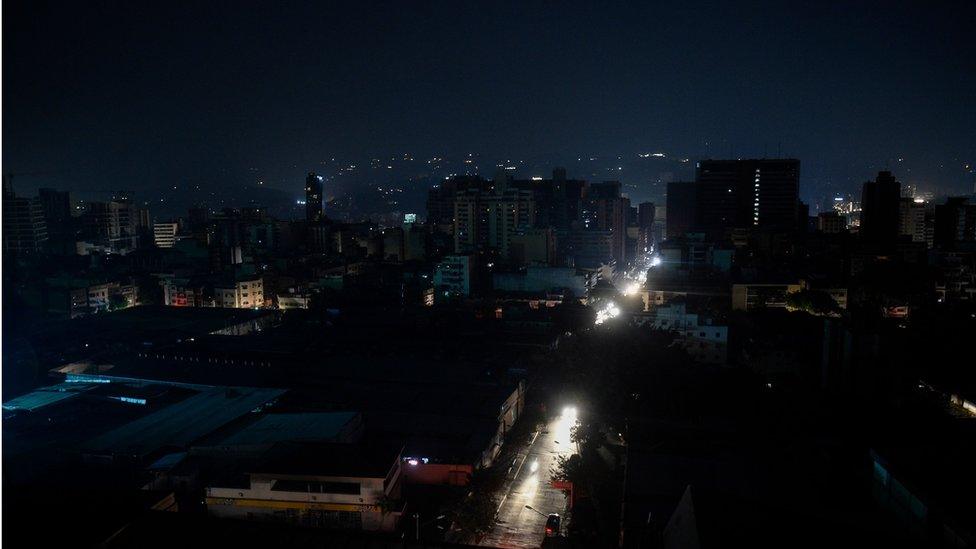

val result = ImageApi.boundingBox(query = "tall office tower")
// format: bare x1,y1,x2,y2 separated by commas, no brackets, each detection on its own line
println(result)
934,197,976,249
665,181,698,240
84,198,147,252
2,182,48,254
582,181,630,265
695,159,800,239
898,197,928,244
39,188,71,229
453,186,535,256
637,201,655,253
860,171,902,245
426,175,493,226
38,188,72,252
305,173,324,223
510,168,586,231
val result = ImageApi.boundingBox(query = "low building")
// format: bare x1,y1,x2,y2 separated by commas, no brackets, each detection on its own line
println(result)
161,275,206,307
42,276,139,317
493,266,596,298
731,282,806,311
215,276,264,309
205,442,403,531
817,212,846,234
633,302,728,364
433,255,472,296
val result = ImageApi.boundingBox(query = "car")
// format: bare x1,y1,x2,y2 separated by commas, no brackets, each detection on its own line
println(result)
545,513,561,537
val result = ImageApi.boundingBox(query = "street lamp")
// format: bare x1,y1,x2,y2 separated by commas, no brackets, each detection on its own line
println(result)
524,505,548,518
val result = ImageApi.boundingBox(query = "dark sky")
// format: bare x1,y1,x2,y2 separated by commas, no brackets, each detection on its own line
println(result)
4,0,975,201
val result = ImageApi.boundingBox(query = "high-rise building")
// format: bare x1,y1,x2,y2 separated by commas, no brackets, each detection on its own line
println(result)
511,168,587,231
83,199,148,253
38,188,72,245
582,181,630,265
898,197,928,245
860,171,901,245
426,175,493,226
2,182,48,254
305,173,324,223
637,201,655,253
453,184,535,256
934,197,976,249
695,159,800,238
665,181,698,240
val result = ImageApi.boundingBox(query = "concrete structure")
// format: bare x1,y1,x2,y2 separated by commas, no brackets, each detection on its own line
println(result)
935,197,976,249
818,211,846,234
42,276,138,317
205,442,402,531
637,201,656,253
2,184,48,254
633,302,728,364
215,276,264,309
453,186,535,256
276,289,311,309
565,229,614,269
658,235,733,274
666,181,698,240
510,228,556,266
160,275,206,307
493,266,596,297
860,171,901,246
731,282,806,311
433,255,471,296
83,198,149,253
153,221,179,248
582,181,630,265
699,158,800,235
82,381,286,462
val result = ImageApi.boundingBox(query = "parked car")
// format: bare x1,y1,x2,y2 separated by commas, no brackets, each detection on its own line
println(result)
545,513,561,537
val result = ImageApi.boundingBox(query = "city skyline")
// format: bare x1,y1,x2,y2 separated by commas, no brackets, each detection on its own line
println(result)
4,3,976,548
4,1,975,201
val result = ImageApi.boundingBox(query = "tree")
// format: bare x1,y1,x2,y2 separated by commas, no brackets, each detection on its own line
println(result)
786,289,842,317
448,468,503,538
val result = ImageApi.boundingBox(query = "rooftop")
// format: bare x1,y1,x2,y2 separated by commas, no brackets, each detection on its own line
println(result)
83,381,285,460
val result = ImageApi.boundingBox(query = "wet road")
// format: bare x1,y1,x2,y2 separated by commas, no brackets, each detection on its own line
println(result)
479,408,576,548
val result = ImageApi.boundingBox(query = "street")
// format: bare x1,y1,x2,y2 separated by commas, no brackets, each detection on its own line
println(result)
479,408,576,548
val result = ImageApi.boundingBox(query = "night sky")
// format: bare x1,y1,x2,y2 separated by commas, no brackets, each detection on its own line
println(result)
4,1,975,205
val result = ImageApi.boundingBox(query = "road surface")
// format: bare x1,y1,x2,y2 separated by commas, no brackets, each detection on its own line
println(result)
479,408,576,548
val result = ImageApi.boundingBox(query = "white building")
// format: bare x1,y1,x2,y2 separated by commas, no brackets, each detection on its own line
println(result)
277,288,311,310
205,443,402,531
153,222,179,248
633,302,728,364
216,277,264,308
